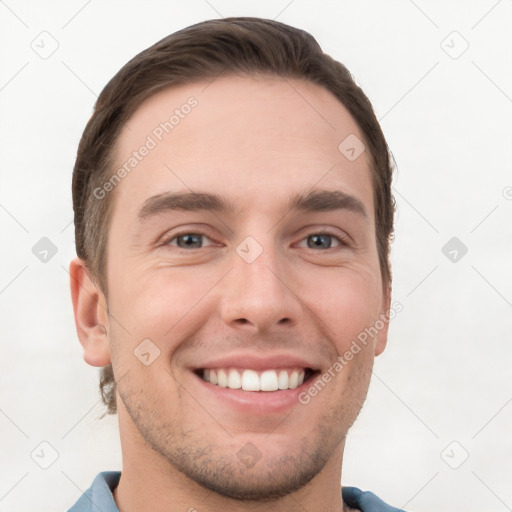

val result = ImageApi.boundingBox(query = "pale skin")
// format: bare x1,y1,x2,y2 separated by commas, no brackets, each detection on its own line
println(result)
70,75,391,512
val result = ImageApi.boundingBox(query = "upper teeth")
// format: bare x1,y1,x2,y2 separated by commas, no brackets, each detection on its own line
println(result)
202,368,306,392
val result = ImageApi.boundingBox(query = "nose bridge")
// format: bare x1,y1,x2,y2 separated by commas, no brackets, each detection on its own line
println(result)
237,238,283,294
220,233,301,331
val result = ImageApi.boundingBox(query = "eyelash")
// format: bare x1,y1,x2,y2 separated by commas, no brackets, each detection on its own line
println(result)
162,230,350,251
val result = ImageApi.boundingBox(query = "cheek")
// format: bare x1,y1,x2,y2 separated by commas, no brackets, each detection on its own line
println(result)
107,268,219,377
111,266,213,334
304,267,383,349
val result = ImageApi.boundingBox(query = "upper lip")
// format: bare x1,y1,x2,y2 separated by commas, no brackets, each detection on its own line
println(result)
193,353,320,372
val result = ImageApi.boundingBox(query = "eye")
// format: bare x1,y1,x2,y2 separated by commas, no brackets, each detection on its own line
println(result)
166,233,215,249
297,233,347,250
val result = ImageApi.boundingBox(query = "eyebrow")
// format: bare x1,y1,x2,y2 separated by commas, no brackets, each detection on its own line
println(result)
137,189,368,222
288,189,368,221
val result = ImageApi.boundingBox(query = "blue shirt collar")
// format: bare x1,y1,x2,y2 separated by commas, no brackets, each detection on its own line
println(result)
68,471,406,512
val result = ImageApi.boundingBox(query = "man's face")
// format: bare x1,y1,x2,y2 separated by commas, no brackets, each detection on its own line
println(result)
102,75,390,499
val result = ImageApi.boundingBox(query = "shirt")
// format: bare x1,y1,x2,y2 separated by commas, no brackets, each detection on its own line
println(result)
67,471,406,512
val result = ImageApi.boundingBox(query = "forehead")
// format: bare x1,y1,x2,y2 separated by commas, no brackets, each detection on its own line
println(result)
112,75,373,221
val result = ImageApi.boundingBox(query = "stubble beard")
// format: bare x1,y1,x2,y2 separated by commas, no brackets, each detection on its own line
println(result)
115,361,372,502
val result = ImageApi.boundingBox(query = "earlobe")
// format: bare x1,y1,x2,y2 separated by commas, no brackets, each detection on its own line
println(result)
69,258,111,367
375,281,392,357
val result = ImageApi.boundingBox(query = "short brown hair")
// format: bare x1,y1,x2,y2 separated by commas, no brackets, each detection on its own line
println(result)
72,17,395,416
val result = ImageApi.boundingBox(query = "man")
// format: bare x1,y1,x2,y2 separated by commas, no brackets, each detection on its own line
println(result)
68,17,403,512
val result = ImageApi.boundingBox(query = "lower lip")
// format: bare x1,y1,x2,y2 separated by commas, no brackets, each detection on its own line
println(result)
191,371,317,414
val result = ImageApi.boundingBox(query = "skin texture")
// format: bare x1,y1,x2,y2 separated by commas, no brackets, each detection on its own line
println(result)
70,75,391,512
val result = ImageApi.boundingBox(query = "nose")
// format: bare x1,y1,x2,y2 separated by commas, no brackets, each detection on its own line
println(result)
219,242,303,333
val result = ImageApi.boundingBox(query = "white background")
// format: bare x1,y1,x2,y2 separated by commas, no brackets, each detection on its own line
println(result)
1,1,511,510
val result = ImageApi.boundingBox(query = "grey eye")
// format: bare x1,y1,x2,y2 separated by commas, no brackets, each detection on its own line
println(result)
175,234,204,248
307,234,335,249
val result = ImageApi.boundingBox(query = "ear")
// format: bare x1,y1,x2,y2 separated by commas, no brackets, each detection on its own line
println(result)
374,280,392,357
69,258,111,367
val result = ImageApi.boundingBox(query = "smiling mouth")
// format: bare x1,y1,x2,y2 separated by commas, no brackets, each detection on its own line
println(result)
195,367,318,392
